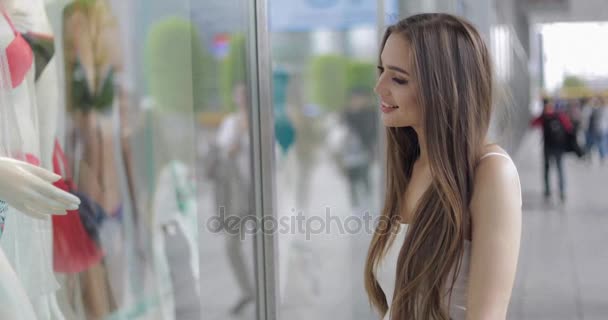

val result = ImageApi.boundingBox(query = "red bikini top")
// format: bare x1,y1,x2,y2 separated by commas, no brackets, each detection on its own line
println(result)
2,11,33,88
1,10,37,165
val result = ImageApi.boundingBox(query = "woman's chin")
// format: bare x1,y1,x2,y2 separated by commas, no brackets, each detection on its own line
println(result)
381,114,410,127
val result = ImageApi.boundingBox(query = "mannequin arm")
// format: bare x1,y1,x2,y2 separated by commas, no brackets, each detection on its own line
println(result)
0,157,80,219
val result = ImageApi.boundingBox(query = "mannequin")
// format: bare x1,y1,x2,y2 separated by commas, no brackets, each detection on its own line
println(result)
11,1,87,319
62,0,139,317
0,245,38,319
9,0,61,170
0,2,81,319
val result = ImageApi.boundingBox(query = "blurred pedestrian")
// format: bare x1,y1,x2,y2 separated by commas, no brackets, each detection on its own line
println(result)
531,98,573,202
215,83,255,315
340,87,377,209
583,96,608,164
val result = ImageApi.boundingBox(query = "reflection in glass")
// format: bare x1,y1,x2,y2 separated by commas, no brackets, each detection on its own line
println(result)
197,1,258,319
269,1,382,319
52,0,201,318
61,1,129,318
212,83,256,315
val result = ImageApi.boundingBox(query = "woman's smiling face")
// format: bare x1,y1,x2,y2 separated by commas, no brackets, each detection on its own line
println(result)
374,33,422,129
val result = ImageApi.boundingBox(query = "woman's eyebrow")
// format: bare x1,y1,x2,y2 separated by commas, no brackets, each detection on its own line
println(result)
386,65,410,76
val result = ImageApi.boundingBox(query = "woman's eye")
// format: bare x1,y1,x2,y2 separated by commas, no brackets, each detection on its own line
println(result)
392,78,408,85
377,66,384,74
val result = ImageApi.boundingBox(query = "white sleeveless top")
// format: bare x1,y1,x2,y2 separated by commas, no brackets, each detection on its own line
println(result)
375,224,471,320
374,152,519,320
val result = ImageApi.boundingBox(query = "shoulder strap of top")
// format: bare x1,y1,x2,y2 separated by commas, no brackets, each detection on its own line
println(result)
478,152,522,207
1,10,17,33
479,152,512,162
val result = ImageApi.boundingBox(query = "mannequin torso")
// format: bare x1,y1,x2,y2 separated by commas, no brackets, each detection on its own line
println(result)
0,4,78,320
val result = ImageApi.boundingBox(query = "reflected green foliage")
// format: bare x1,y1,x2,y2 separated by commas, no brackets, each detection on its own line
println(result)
308,55,376,112
346,60,376,96
221,34,247,111
562,76,586,88
75,0,96,6
309,55,348,112
561,75,592,98
144,17,213,112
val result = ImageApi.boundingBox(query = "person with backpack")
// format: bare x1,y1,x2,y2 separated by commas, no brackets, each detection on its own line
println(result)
531,98,573,202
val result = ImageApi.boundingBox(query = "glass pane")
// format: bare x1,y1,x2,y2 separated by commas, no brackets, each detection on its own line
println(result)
268,1,395,319
196,0,259,319
9,0,205,318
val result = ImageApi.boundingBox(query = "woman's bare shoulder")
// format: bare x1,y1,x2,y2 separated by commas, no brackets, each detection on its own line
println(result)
472,143,522,215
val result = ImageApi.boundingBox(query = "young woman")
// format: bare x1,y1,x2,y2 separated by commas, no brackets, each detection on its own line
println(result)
365,14,522,320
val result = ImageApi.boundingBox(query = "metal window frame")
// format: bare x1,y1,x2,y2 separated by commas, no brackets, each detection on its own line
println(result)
246,1,390,319
247,0,279,319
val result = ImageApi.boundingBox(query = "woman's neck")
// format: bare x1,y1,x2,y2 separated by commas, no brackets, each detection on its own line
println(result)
413,126,428,166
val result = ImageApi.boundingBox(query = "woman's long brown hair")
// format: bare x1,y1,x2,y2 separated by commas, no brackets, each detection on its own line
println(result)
364,14,493,319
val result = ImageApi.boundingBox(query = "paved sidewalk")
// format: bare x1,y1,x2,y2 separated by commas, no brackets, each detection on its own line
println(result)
508,131,608,320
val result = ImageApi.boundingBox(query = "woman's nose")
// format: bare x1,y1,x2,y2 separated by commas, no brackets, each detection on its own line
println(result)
374,78,388,97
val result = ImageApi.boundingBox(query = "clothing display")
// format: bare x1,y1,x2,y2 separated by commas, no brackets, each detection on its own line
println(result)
51,139,104,274
158,162,198,281
151,161,199,320
0,9,60,307
0,247,37,320
0,0,202,318
0,1,84,318
61,1,140,317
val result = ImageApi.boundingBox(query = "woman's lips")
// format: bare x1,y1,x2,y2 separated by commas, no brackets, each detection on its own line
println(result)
380,102,398,114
